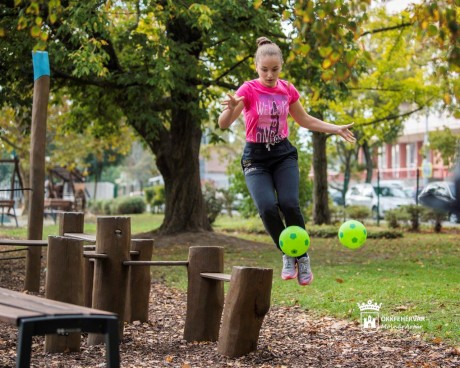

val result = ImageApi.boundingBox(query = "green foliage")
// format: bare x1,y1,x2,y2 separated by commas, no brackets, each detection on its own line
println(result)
384,208,411,229
345,205,371,223
89,196,146,215
289,122,314,220
420,207,446,233
429,126,460,167
115,196,146,215
217,188,236,217
144,187,155,204
202,182,223,225
227,156,258,219
330,204,346,225
88,199,113,215
402,204,424,232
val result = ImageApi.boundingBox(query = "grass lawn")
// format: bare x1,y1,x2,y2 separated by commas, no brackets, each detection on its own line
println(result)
1,213,459,345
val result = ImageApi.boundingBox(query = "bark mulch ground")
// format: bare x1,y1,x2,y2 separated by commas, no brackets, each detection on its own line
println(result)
1,232,459,368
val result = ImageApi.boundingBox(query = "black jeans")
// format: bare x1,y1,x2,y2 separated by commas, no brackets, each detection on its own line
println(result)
241,139,306,255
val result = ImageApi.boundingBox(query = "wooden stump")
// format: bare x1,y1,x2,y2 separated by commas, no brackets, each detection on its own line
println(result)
45,236,84,352
217,266,273,357
88,217,130,345
124,239,154,322
184,246,224,342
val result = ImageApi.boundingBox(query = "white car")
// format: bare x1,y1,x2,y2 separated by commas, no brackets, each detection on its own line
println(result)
345,183,415,218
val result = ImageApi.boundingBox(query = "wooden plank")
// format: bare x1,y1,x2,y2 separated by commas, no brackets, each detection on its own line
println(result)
122,260,188,266
0,287,114,317
0,239,47,246
200,272,231,282
0,305,41,324
64,233,96,243
83,251,109,259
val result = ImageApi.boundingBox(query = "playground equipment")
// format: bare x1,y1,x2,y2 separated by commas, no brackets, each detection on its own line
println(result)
0,211,273,361
0,156,27,227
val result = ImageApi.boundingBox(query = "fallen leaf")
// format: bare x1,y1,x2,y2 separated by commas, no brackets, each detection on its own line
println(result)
335,278,344,283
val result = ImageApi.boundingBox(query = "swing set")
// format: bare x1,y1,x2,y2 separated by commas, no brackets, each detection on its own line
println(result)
0,156,26,227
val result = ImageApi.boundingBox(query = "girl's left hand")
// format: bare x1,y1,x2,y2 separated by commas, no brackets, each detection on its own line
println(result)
337,123,356,143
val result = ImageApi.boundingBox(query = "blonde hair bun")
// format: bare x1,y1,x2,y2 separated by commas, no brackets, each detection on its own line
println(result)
254,37,283,65
256,37,273,48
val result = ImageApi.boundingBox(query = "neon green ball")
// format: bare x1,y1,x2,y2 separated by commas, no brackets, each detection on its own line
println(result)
279,226,310,257
338,220,367,249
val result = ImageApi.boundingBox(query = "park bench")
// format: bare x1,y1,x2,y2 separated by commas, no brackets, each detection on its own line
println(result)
0,287,120,368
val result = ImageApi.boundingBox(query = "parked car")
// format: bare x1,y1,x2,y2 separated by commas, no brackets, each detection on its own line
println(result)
418,181,459,223
329,188,345,206
345,183,415,219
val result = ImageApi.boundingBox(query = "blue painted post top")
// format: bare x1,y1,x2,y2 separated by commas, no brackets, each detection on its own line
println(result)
32,51,50,81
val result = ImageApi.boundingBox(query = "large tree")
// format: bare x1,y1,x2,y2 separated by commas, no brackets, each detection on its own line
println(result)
0,0,287,234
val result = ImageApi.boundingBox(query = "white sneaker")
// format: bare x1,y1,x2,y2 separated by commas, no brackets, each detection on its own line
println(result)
297,256,313,286
281,254,297,280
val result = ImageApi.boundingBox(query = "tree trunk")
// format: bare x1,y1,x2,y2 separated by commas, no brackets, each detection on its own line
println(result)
312,131,330,225
362,141,374,183
151,16,210,234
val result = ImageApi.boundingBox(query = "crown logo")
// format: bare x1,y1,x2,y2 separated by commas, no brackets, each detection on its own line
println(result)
357,300,382,312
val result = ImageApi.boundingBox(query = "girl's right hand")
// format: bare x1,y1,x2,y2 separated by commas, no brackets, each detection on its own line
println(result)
222,93,244,111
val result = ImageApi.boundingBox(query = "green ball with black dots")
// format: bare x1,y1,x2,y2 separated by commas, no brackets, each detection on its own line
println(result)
279,226,310,257
338,220,367,249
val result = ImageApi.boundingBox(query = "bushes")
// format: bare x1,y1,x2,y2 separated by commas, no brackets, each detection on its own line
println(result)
89,196,146,215
384,205,447,232
345,205,371,223
202,182,224,224
117,196,146,214
384,208,410,229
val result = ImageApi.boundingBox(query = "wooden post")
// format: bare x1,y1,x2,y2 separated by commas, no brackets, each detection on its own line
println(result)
184,246,224,342
88,216,130,345
58,212,84,236
25,51,50,292
83,259,95,308
45,236,84,352
217,266,273,358
125,239,154,323
58,212,93,306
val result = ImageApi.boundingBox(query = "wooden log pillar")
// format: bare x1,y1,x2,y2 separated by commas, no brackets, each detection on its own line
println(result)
124,239,154,323
58,212,93,306
58,212,84,236
217,266,273,358
88,217,130,345
84,259,95,308
25,51,50,292
45,236,84,352
184,246,224,342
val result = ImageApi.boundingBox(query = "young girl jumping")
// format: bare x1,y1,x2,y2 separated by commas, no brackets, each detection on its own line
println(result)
218,37,355,286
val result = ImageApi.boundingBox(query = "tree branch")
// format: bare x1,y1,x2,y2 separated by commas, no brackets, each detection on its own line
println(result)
348,87,402,92
214,55,251,82
201,79,239,90
360,105,426,128
0,135,20,151
360,22,413,37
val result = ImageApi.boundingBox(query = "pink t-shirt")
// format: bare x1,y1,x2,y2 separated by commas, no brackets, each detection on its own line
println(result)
235,79,300,143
